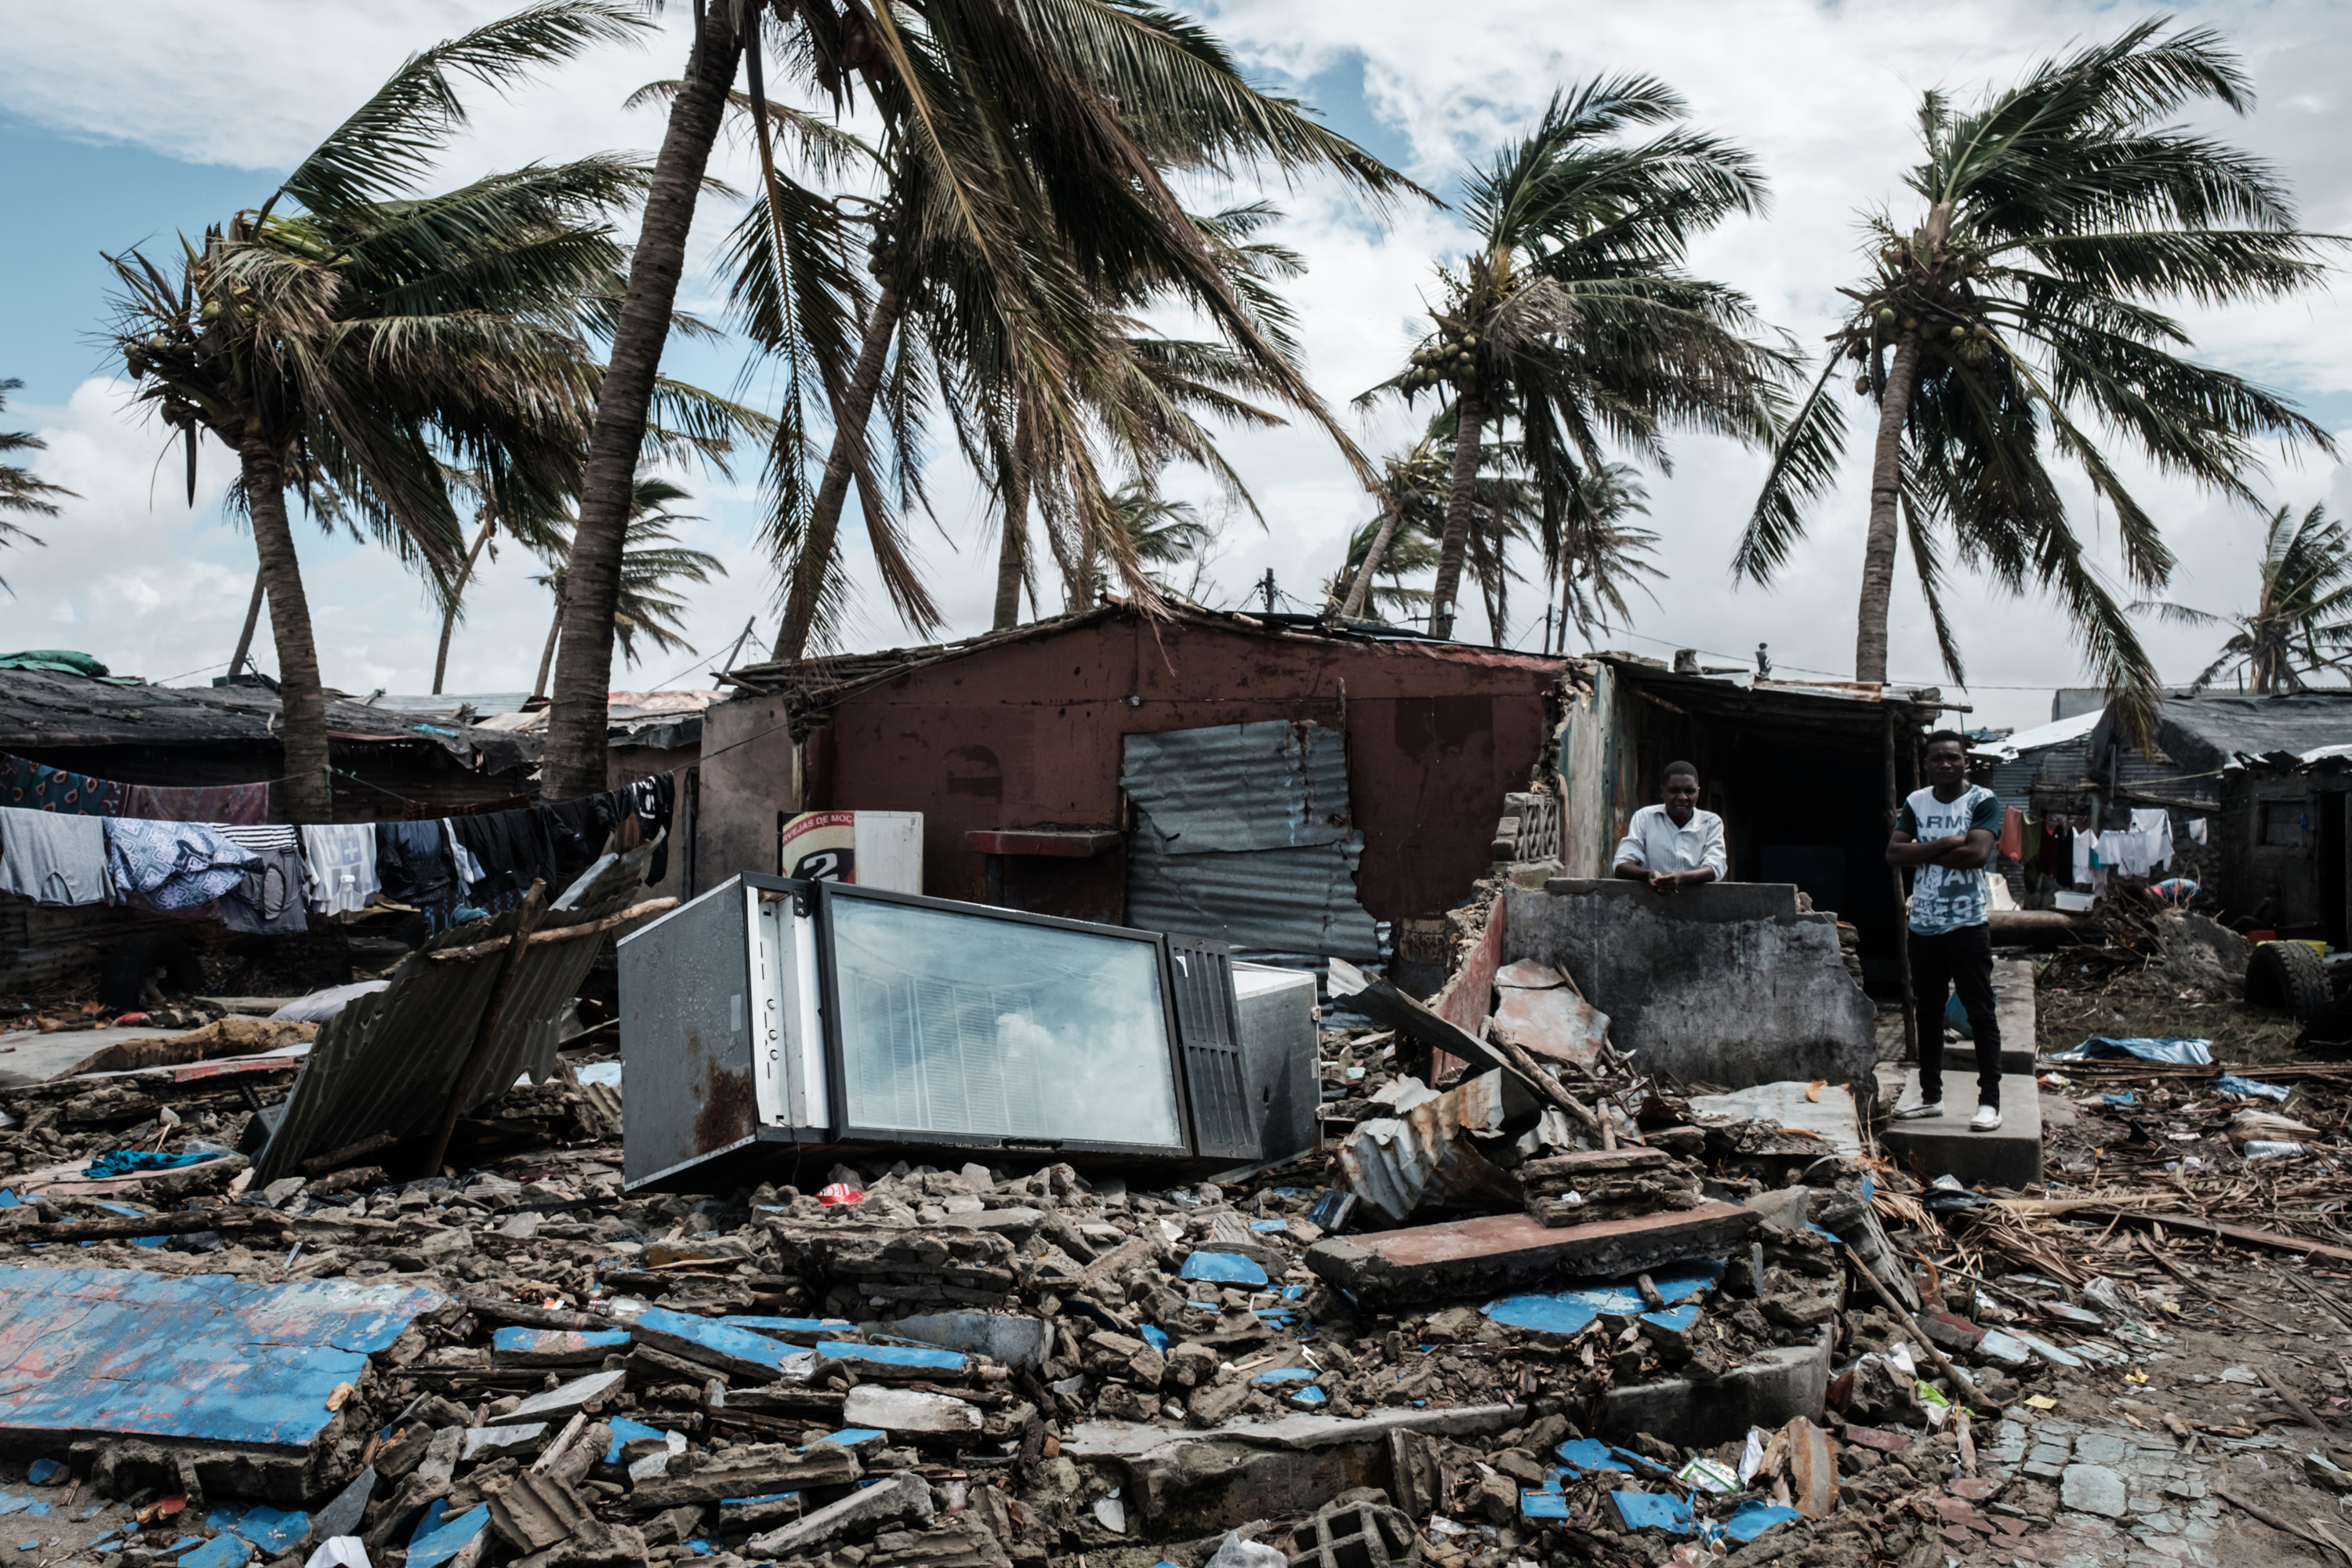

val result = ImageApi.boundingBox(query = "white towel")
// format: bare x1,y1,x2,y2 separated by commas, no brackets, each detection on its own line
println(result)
299,824,379,916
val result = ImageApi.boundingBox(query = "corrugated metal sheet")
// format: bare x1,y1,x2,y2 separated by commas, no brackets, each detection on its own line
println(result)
1127,820,1381,960
252,845,659,1182
1122,720,1352,851
1337,1073,1523,1222
1122,722,1381,962
0,1265,440,1451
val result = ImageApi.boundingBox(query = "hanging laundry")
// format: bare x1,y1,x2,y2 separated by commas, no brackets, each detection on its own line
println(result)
0,807,112,906
2072,828,2098,887
118,781,270,826
300,824,379,916
441,820,485,890
1998,808,2024,862
617,773,676,884
2,753,123,815
104,819,260,911
452,808,556,912
376,819,459,912
213,823,307,935
2038,821,2072,881
543,793,620,896
2131,807,2176,874
2187,816,2209,845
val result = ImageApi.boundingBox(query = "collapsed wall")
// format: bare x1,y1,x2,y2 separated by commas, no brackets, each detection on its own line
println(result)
1503,880,1877,1091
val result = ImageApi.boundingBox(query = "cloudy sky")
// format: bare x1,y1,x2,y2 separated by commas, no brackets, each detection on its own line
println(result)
5,0,2350,731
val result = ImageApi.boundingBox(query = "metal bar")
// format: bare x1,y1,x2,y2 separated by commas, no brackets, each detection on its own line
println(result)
428,898,676,961
1886,706,1917,1065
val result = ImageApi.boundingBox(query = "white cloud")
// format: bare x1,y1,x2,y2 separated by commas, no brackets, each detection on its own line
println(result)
5,0,2350,735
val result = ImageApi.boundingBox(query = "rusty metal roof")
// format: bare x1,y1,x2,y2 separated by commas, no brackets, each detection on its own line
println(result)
722,605,1567,720
0,1265,441,1453
0,668,539,774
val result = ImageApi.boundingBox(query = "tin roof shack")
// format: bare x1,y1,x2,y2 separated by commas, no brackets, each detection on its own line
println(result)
2217,747,2352,945
2087,689,2352,923
0,666,540,818
454,688,715,790
1554,655,1948,986
698,608,1565,975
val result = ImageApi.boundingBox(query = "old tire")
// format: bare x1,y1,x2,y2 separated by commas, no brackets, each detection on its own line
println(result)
2245,940,2329,1021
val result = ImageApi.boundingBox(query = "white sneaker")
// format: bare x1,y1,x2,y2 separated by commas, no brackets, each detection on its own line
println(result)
1969,1105,2002,1132
1893,1101,1944,1120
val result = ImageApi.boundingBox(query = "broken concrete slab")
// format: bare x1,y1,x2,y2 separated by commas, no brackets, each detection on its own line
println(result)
492,1370,624,1426
626,1443,859,1510
490,1328,630,1368
811,1341,970,1378
462,1424,548,1464
1063,1405,1518,1536
1688,1081,1864,1160
1508,882,1875,1090
629,1306,811,1383
0,1267,440,1454
1306,1203,1757,1310
1602,1339,1833,1448
746,1470,933,1559
1876,1070,2044,1189
841,1385,982,1439
884,1311,1050,1371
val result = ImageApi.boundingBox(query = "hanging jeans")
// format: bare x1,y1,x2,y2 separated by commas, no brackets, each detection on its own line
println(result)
1910,922,2002,1111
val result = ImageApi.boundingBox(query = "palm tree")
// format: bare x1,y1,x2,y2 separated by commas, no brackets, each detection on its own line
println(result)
2135,503,2352,693
0,379,71,592
534,477,726,695
432,463,581,695
1357,77,1788,640
1736,23,2336,713
988,205,1308,630
105,2,648,820
543,0,1421,796
1335,423,1658,646
1552,461,1660,644
1329,512,1442,623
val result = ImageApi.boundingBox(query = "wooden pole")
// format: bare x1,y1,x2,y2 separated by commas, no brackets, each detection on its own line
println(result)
423,879,548,1177
1886,706,1917,1065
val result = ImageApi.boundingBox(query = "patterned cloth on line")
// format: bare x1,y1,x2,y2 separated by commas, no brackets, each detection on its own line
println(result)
103,818,260,911
2,753,123,815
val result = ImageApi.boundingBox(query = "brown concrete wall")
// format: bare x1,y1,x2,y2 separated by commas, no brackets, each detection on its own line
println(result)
693,615,1560,931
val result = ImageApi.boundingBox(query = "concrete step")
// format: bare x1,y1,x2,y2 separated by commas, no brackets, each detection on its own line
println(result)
1935,1039,2039,1076
1878,1070,2044,1189
1920,956,2039,1074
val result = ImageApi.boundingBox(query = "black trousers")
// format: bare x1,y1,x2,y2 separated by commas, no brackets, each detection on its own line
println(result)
1909,923,2001,1109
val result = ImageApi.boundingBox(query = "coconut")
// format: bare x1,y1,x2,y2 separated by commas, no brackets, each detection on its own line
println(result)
1876,307,1896,326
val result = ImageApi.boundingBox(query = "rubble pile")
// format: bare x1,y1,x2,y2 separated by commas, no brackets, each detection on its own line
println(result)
0,973,2340,1568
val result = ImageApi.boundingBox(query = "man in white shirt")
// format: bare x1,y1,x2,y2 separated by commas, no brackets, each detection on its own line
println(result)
1612,761,1727,895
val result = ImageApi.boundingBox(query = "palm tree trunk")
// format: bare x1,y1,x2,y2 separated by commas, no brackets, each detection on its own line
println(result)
227,570,266,681
993,454,1029,630
542,4,741,800
239,437,331,822
432,514,497,696
771,285,906,661
1339,505,1402,620
1426,390,1487,639
1856,336,1923,684
1488,555,1507,648
534,574,565,700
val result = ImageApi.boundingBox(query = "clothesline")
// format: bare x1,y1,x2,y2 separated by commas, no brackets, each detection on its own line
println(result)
0,774,676,937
